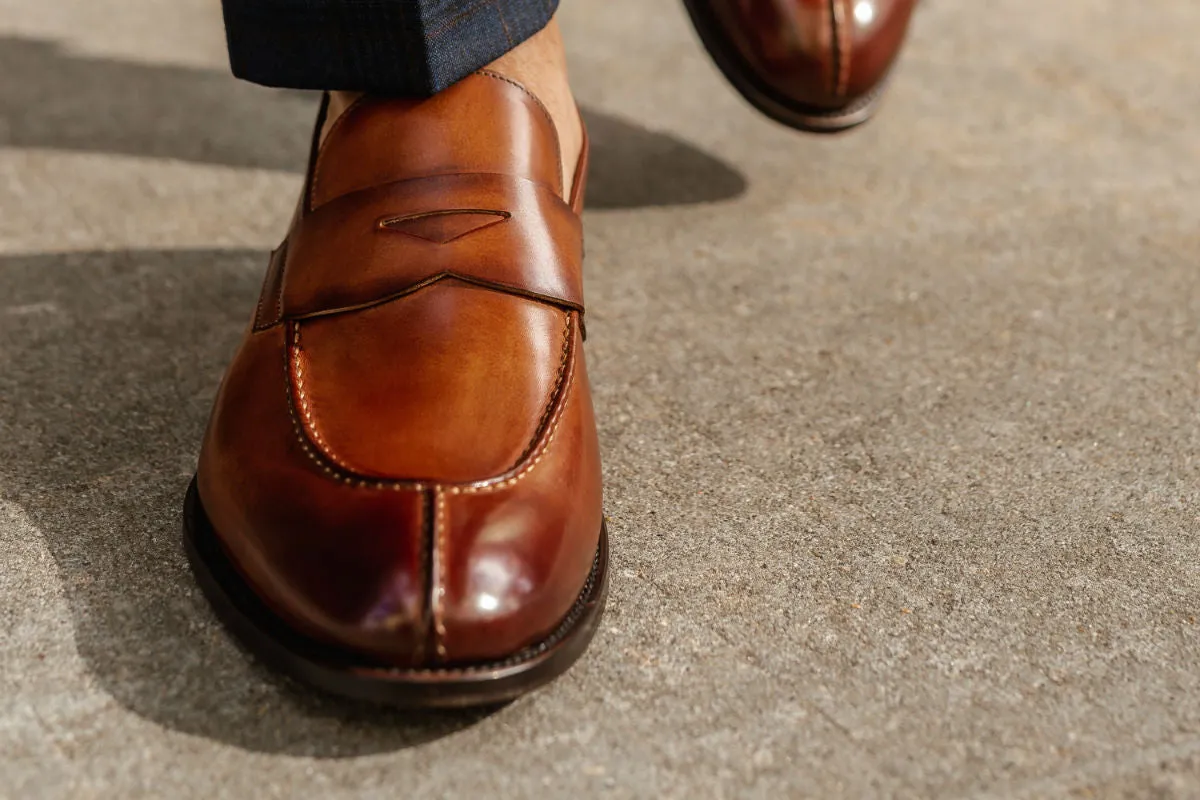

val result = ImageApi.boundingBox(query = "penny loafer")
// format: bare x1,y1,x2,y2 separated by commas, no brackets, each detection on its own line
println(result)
184,72,607,707
683,0,918,132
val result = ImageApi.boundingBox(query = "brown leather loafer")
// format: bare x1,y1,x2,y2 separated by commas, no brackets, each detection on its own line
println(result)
683,0,918,132
184,72,607,707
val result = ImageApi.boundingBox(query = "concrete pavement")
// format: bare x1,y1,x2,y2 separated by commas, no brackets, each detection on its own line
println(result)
3,1,1200,797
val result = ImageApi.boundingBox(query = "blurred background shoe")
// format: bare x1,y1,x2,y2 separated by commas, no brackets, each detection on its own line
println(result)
683,0,918,132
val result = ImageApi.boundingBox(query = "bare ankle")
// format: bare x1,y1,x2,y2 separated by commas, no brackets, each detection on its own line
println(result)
318,19,581,198
485,20,582,197
320,91,362,147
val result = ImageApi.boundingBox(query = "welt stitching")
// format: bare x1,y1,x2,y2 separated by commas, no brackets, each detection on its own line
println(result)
448,314,578,497
474,69,564,198
508,311,572,470
309,94,370,210
379,210,511,244
284,321,427,491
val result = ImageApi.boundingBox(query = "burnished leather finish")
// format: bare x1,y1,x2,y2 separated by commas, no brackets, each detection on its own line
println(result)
193,71,603,676
293,285,568,483
685,0,918,131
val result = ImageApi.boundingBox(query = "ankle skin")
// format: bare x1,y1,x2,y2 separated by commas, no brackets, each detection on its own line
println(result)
321,19,582,197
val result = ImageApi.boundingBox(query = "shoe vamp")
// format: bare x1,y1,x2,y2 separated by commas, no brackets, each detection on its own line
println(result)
292,280,569,484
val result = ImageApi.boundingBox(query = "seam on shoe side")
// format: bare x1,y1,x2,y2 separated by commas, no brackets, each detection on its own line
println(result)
252,247,274,330
253,241,290,332
308,94,371,212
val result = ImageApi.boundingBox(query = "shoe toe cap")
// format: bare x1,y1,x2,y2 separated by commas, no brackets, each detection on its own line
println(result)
434,490,602,663
196,295,602,670
718,0,917,109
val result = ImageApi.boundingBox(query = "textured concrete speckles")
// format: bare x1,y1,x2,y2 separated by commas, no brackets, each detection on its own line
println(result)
0,151,299,253
3,0,1200,797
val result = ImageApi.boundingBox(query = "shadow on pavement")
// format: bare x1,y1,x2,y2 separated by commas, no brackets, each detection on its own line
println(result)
0,249,496,756
0,36,747,209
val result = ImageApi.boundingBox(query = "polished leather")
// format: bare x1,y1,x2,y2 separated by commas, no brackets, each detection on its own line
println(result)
705,0,917,110
196,71,602,666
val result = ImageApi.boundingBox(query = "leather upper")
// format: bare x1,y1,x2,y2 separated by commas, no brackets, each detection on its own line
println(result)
196,72,602,667
706,0,917,110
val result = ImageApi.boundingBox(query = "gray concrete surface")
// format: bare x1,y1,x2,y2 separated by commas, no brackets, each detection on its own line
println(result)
2,0,1200,797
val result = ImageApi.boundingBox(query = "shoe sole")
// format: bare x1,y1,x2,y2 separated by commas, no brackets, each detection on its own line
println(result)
182,478,609,708
681,0,888,134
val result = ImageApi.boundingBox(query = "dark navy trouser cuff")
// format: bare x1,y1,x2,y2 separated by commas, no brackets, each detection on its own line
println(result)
222,0,559,96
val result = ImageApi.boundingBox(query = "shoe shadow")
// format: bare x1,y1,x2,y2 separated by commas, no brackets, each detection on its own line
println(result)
0,249,495,756
0,36,746,209
580,108,748,209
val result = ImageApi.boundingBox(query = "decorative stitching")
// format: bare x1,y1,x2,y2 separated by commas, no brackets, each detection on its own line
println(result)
508,311,571,471
433,489,449,659
474,69,565,199
449,312,577,497
292,324,340,465
378,209,511,244
284,321,427,491
353,528,604,678
283,313,578,494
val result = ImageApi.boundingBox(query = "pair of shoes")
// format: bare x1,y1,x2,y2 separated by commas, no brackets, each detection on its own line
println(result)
684,0,919,132
185,7,920,709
